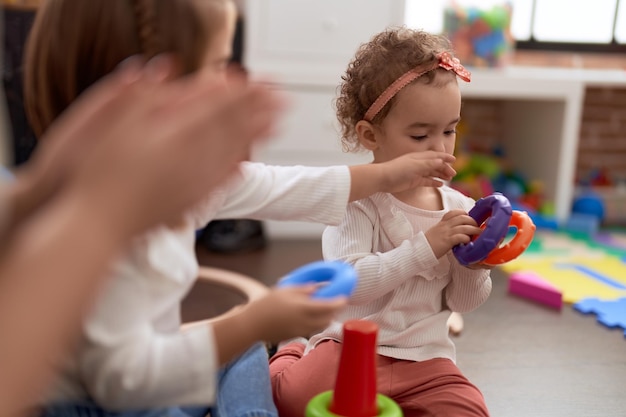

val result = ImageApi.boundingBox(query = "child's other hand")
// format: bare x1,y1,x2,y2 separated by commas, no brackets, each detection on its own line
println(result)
243,285,347,344
425,209,482,259
381,151,456,193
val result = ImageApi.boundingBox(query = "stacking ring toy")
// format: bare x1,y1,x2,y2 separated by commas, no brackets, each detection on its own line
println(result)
306,391,402,417
278,260,357,299
480,210,536,266
452,193,512,266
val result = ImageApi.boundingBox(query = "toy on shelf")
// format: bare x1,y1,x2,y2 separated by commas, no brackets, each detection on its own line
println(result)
559,190,607,236
306,320,403,417
278,260,357,299
443,1,514,68
578,167,613,187
450,152,499,199
450,149,556,229
572,190,605,223
453,193,536,267
564,213,601,236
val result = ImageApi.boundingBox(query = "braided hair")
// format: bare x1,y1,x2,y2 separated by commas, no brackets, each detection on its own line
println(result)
131,0,159,59
24,0,228,136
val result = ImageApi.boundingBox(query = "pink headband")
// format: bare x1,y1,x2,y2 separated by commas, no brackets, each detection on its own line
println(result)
363,51,471,122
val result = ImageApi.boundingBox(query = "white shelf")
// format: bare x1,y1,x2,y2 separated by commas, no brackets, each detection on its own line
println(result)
459,67,586,226
474,66,626,87
244,1,626,238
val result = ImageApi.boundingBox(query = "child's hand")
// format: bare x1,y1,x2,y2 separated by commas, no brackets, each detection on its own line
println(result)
243,285,347,344
425,209,482,259
380,151,456,193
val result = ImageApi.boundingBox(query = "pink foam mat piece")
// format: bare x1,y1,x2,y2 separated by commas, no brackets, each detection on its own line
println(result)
508,271,563,310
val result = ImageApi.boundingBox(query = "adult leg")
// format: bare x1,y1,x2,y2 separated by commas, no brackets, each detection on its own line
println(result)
269,340,341,417
41,402,210,417
211,342,277,417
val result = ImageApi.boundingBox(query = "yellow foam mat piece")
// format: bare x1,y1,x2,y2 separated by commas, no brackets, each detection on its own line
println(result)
500,231,626,304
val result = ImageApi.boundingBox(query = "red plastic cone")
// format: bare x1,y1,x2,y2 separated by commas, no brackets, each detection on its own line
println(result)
329,320,378,417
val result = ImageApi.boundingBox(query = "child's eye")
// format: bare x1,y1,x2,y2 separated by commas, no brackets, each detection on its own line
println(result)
410,135,427,141
444,130,457,136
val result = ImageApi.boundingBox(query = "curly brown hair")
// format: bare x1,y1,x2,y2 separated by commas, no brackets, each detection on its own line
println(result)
335,26,457,153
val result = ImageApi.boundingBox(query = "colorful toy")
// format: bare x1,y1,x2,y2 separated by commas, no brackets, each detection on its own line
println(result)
573,297,626,337
511,201,558,231
508,271,563,310
453,193,536,267
278,260,357,299
572,191,605,223
443,2,514,68
453,193,512,266
563,212,600,236
481,210,536,266
450,147,554,220
450,152,499,201
500,230,626,304
306,320,403,417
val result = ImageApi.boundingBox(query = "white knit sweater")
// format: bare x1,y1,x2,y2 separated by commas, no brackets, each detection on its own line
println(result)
46,162,351,409
307,186,492,363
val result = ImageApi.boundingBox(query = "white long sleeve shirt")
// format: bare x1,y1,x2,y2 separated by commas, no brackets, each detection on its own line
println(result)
307,186,492,363
47,162,351,410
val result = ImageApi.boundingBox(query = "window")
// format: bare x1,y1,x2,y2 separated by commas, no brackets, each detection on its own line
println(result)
405,0,626,53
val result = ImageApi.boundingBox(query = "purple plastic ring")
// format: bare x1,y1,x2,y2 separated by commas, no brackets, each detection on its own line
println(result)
452,193,512,266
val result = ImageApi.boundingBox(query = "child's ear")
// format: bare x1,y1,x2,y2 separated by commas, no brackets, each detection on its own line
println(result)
355,120,379,151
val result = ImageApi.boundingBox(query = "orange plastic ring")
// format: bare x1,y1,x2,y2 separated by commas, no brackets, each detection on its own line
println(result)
480,210,536,266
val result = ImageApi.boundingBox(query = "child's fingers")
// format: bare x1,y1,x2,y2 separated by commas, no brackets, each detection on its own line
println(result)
408,151,456,163
464,225,483,236
441,209,470,221
426,178,445,188
428,151,455,163
437,162,457,178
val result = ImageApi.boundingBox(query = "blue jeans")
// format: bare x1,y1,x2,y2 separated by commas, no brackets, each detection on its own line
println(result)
41,404,209,417
212,343,277,417
41,343,277,417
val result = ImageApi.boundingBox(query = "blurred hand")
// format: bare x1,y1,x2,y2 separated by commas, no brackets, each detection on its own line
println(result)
242,285,347,344
21,56,286,236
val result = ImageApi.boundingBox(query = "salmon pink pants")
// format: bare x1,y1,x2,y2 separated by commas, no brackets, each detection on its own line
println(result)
270,340,490,417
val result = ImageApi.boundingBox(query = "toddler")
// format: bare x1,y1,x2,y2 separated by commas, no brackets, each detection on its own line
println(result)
270,27,492,417
26,3,458,417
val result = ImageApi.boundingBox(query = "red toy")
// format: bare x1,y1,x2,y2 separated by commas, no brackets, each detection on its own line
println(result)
480,210,536,266
306,320,402,417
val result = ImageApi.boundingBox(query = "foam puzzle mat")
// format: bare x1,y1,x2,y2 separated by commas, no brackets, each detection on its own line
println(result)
500,229,626,337
573,297,626,337
500,230,626,304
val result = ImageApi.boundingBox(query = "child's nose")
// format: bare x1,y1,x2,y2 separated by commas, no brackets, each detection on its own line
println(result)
430,139,446,152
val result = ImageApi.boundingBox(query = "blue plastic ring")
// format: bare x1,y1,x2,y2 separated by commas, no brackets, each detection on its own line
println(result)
278,260,357,299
